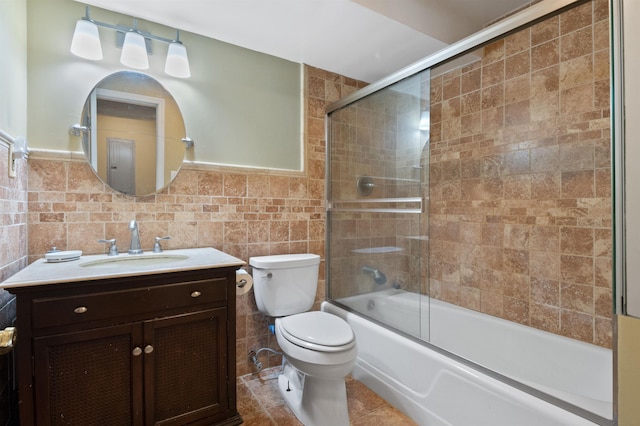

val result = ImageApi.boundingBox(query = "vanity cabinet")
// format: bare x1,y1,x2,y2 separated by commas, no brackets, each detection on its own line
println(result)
8,266,242,426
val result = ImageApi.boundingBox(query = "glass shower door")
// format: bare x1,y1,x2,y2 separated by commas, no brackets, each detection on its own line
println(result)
326,70,430,340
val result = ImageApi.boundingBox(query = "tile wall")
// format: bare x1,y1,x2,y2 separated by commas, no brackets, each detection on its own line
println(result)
0,142,27,322
25,65,366,374
429,0,612,347
0,140,27,426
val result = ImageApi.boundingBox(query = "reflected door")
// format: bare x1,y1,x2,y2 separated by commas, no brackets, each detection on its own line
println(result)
107,138,135,195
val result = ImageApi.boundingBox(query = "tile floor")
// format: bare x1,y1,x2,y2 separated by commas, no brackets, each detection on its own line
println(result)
237,367,417,425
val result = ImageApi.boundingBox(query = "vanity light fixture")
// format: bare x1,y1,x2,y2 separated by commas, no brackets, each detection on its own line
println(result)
70,6,191,78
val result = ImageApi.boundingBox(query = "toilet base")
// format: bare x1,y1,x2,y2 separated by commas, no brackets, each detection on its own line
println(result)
278,363,350,426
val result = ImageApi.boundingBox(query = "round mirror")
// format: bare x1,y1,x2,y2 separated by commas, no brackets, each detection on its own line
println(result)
79,71,187,196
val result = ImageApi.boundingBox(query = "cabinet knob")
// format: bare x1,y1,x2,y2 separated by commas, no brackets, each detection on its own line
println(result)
190,291,201,298
144,345,154,354
132,347,142,356
73,306,88,314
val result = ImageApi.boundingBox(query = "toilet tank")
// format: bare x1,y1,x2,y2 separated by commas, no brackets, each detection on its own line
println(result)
249,254,321,317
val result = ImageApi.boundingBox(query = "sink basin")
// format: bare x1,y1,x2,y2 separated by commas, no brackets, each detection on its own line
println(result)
80,254,189,268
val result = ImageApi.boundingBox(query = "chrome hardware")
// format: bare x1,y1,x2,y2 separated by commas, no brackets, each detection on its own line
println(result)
153,236,171,253
362,266,387,285
128,220,143,255
356,176,375,196
181,137,195,149
69,124,89,136
248,350,262,371
73,306,88,314
97,238,118,256
0,327,16,355
47,247,60,253
132,347,142,356
263,272,273,279
144,345,154,354
190,291,201,298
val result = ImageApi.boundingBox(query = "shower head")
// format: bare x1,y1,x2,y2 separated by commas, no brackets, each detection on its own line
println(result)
362,266,387,285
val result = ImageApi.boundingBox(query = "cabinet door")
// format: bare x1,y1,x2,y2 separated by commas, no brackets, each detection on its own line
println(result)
143,308,228,426
33,323,144,426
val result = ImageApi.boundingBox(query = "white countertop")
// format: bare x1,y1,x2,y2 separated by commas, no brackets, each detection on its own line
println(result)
1,247,245,289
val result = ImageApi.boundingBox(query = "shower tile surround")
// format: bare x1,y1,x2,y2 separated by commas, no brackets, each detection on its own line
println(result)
329,0,611,349
24,66,366,375
428,0,612,347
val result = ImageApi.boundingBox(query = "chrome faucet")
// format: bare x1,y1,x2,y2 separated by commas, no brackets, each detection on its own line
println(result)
128,220,143,254
362,266,387,285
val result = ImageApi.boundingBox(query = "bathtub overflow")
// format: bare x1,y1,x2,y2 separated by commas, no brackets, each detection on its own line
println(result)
367,299,376,311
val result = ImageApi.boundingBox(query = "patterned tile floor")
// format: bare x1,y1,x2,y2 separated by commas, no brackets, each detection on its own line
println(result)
237,367,417,425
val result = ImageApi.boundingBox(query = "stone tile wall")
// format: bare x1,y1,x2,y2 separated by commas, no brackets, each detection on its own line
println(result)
429,0,612,347
0,142,27,323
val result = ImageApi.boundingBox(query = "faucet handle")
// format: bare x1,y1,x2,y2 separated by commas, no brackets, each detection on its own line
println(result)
153,236,171,253
98,239,118,256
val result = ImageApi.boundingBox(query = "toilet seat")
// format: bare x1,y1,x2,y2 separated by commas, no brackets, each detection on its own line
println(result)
278,311,355,352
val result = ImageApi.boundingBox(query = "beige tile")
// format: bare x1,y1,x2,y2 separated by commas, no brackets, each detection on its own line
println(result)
236,370,417,426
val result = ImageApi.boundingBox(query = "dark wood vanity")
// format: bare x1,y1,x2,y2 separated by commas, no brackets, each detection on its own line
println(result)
3,249,243,426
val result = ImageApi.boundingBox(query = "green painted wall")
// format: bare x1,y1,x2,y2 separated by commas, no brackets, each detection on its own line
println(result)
1,0,28,137
27,0,302,170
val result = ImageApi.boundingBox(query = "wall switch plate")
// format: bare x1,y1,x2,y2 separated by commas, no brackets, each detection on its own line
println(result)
8,144,16,178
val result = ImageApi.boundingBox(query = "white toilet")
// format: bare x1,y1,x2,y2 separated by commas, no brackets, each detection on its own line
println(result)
249,254,357,426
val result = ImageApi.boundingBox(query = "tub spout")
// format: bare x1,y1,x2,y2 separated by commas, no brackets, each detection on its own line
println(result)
362,266,387,285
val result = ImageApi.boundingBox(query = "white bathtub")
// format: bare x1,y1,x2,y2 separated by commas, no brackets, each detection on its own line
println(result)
322,290,613,425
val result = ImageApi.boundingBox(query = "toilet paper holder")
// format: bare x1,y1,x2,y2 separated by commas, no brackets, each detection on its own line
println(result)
235,268,254,295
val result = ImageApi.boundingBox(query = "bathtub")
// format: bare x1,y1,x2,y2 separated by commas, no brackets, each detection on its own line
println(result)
322,290,613,426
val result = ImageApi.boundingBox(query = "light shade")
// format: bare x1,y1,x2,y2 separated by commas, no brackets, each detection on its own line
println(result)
165,42,191,78
70,19,103,60
120,31,149,69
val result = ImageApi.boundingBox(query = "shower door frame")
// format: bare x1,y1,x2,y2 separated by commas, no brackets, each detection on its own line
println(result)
325,0,615,424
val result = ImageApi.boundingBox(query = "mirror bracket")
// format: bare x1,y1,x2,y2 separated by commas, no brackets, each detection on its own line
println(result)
69,124,89,136
181,137,194,149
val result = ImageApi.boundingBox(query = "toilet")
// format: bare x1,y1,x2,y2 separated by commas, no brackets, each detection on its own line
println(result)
249,254,357,426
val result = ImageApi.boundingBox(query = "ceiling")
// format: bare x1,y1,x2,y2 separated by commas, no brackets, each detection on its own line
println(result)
75,0,532,83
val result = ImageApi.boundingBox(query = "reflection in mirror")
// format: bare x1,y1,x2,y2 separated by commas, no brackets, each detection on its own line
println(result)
79,71,187,196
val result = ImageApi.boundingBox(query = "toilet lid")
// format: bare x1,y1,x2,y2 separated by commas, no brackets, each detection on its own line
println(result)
280,311,354,348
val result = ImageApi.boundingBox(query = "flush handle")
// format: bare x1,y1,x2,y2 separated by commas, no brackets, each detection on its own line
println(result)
263,272,273,279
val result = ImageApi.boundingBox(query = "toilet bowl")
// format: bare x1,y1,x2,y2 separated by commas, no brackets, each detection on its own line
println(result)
275,311,357,426
249,254,357,426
